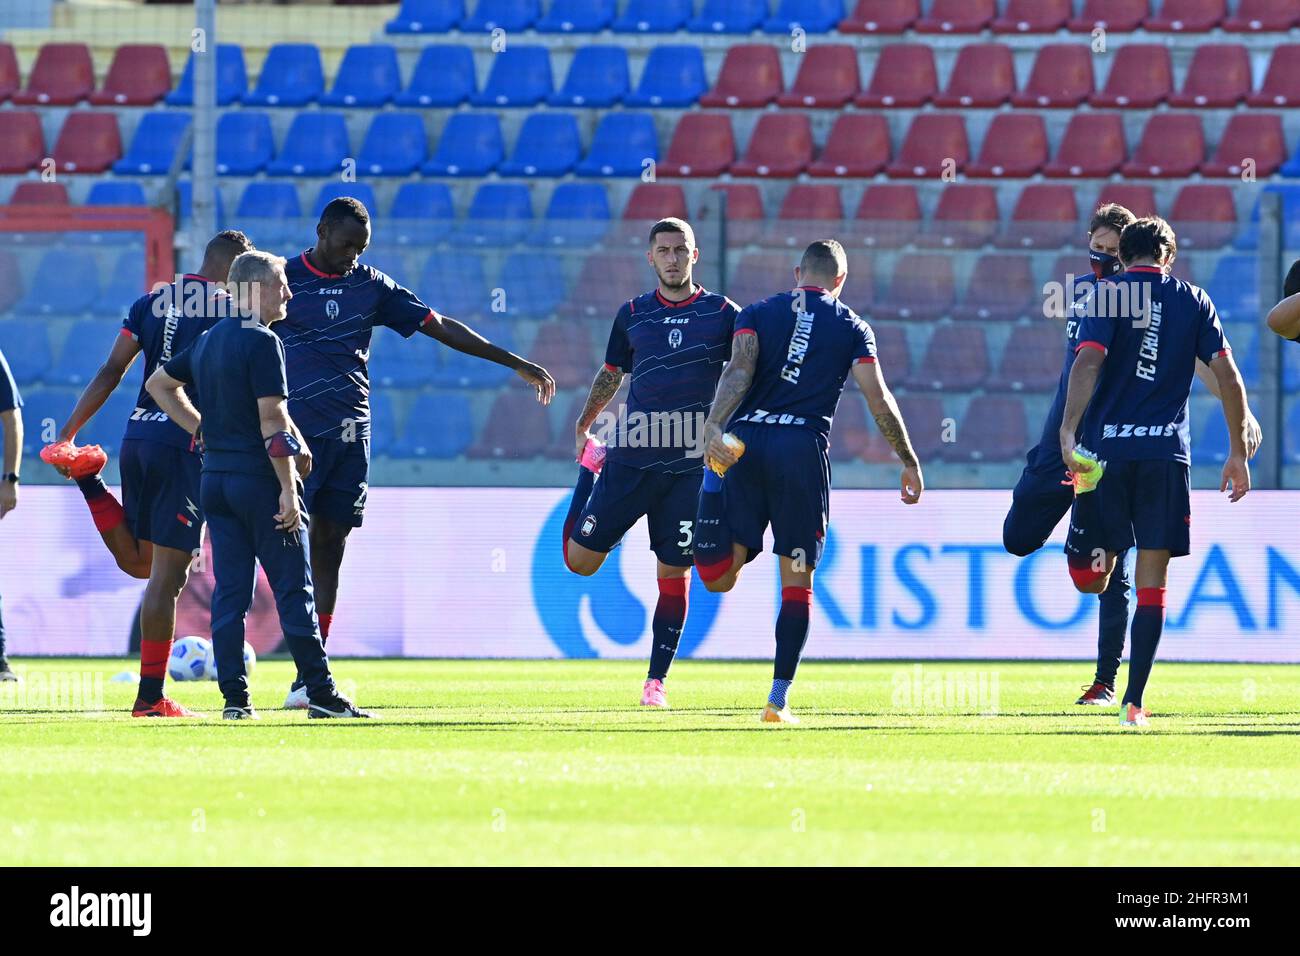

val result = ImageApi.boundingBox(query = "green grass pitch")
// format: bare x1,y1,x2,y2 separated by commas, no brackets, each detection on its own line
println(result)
2,658,1297,866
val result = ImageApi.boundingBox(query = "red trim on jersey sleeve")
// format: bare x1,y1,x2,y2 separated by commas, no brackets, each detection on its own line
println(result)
118,328,135,339
1075,341,1107,355
1214,347,1231,358
733,328,757,338
603,362,621,373
854,356,876,364
299,251,340,279
419,310,438,327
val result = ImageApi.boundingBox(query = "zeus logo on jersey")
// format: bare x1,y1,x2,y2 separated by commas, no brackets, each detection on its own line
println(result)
129,407,171,423
317,288,344,295
780,312,815,384
1103,423,1177,439
735,408,807,427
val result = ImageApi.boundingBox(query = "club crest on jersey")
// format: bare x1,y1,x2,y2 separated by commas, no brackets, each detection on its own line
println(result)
668,328,683,349
580,515,597,537
325,299,340,319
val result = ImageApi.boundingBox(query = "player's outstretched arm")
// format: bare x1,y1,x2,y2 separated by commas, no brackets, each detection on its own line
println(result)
1210,353,1252,503
1058,346,1105,472
701,332,759,469
852,360,922,504
145,367,202,438
0,407,20,518
574,364,624,457
1195,359,1262,459
57,333,141,449
418,312,555,404
1265,292,1300,342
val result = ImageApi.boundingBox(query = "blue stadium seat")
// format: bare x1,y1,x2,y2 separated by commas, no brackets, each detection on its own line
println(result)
242,44,323,107
0,322,52,383
370,338,424,389
236,181,302,248
394,45,476,107
321,45,401,107
1207,255,1258,324
165,44,246,106
265,112,350,176
537,0,616,32
1287,401,1300,465
113,111,189,174
623,46,707,107
497,113,582,176
313,182,379,220
1233,185,1300,250
763,0,844,33
93,249,147,317
575,112,658,177
17,250,99,316
367,392,398,456
470,46,552,107
1195,409,1230,466
16,389,72,456
356,113,426,177
46,319,117,386
613,0,692,32
429,319,515,385
1229,326,1260,388
385,0,465,34
82,388,136,454
420,113,503,176
548,46,629,107
175,181,226,231
213,111,274,175
362,249,414,290
532,182,611,247
389,182,455,245
85,182,147,206
419,252,493,323
391,392,475,459
457,183,533,246
497,252,567,318
688,0,768,33
1285,340,1300,393
460,0,541,32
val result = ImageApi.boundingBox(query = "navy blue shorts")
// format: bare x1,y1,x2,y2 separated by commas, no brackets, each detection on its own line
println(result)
1003,454,1074,557
303,435,369,528
572,460,700,567
723,423,830,568
1066,459,1192,561
120,438,203,553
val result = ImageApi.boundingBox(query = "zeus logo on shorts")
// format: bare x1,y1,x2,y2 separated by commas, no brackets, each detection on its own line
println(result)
1102,423,1176,439
735,408,807,427
580,515,597,537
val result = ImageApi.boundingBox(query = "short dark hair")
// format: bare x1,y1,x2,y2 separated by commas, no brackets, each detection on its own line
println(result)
319,196,370,231
799,239,847,282
1088,203,1137,238
648,217,694,247
1285,259,1300,299
1119,216,1177,267
205,229,254,258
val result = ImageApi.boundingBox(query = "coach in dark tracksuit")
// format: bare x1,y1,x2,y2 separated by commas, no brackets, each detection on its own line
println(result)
147,251,369,720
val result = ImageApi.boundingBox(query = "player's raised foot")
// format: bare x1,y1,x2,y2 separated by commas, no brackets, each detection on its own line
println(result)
222,704,259,720
640,678,668,708
132,697,205,718
578,436,606,475
1119,703,1150,728
282,683,311,710
307,694,374,719
760,703,799,725
0,658,17,682
1076,681,1117,706
40,441,108,480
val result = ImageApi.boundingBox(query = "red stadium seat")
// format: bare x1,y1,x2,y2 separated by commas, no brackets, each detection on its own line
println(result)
0,111,45,174
1120,114,1205,178
1247,46,1300,107
766,184,844,248
807,114,890,178
894,395,947,460
848,184,922,250
660,113,734,177
1170,184,1238,250
1047,253,1091,292
966,114,1048,178
953,255,1037,323
623,184,687,222
1068,0,1149,32
839,260,875,315
546,394,592,461
1200,114,1286,178
1042,113,1126,178
563,253,648,319
854,44,936,108
698,45,782,109
1222,0,1299,31
523,322,594,391
466,391,552,461
0,43,18,101
918,185,1000,250
1145,0,1227,31
875,254,955,322
987,325,1066,392
914,0,995,33
1094,184,1158,219
1168,44,1250,107
702,183,764,245
992,0,1071,33
914,326,989,391
870,324,912,387
88,44,172,105
1010,44,1094,108
1089,45,1172,109
997,184,1079,250
885,115,968,179
946,396,1028,463
827,389,875,464
10,181,69,205
51,111,123,174
12,43,94,105
731,113,812,178
934,44,1015,108
776,45,859,109
837,0,919,34
728,252,795,308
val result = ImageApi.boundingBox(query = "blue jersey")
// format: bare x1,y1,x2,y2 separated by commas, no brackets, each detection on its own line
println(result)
1026,273,1100,473
277,252,433,440
603,286,738,474
0,347,20,413
729,287,877,438
1077,266,1230,465
122,275,228,451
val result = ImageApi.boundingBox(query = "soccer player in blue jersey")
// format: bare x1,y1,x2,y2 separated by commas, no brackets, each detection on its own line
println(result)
1058,217,1253,728
277,197,555,709
562,218,739,707
691,240,923,723
0,346,22,681
42,231,253,716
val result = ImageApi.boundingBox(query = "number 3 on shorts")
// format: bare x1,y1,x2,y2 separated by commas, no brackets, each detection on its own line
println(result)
677,520,693,548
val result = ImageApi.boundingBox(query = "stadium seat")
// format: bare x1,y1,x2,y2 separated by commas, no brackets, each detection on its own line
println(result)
548,46,628,107
1232,185,1300,250
321,44,401,107
419,253,495,324
997,184,1079,250
575,113,658,177
1222,0,1299,31
1248,45,1300,107
885,115,968,179
661,113,735,177
703,184,765,246
855,44,936,107
913,326,989,390
1168,44,1251,107
623,45,707,107
460,0,541,31
1043,113,1126,178
525,322,595,390
874,254,955,321
766,184,843,248
914,0,995,33
112,111,189,175
965,114,1048,178
313,182,379,220
838,0,919,33
870,324,911,387
0,322,50,382
471,46,552,106
918,185,1000,250
848,184,921,249
612,0,692,33
827,389,874,464
213,111,274,175
0,111,45,174
86,182,147,207
1195,411,1231,466
1228,328,1260,388
947,396,1028,463
687,0,767,33
175,181,226,232
243,44,324,107
433,323,519,387
533,182,611,247
1204,114,1286,178
12,43,93,105
0,255,20,316
165,44,247,106
1010,44,1094,108
356,112,426,176
1090,45,1172,108
389,182,454,245
1068,0,1149,32
954,255,1038,324
537,0,615,32
361,250,413,289
467,390,552,460
497,113,582,176
726,252,794,309
1287,403,1300,465
236,181,302,247
1170,185,1237,249
777,45,860,108
763,0,844,33
1206,255,1257,324
892,394,946,460
1146,0,1226,31
1094,184,1158,218
52,112,122,174
986,324,1064,390
839,257,876,313
266,113,350,176
10,182,69,205
497,251,568,319
807,114,890,178
391,393,474,460
395,45,476,107
934,44,1015,108
15,389,73,455
731,114,813,178
17,249,99,316
623,184,687,222
385,0,465,33
46,320,118,386
1120,114,1205,178
699,45,783,108
421,113,503,176
369,330,425,388
562,252,649,318
458,183,534,247
0,43,18,102
89,44,171,106
992,0,1071,32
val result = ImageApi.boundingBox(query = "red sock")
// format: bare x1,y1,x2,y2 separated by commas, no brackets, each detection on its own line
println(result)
319,612,332,642
76,476,126,533
138,637,171,702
